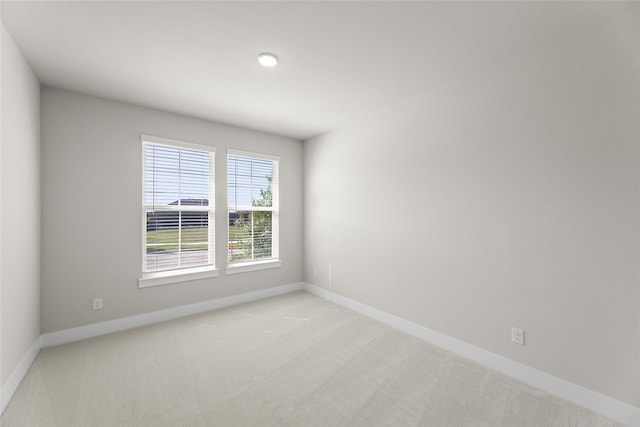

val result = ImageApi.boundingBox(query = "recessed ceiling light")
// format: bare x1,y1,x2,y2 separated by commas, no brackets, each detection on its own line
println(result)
258,52,278,67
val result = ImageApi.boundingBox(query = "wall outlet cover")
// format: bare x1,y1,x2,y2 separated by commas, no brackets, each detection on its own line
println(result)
511,327,524,345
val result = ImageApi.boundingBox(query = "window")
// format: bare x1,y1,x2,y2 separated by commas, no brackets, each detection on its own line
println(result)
140,135,216,286
227,150,280,272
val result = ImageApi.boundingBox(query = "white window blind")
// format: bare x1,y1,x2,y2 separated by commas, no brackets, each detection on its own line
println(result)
228,150,279,264
142,135,215,273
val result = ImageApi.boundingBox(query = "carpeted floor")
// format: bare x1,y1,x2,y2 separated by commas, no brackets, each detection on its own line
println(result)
1,291,626,426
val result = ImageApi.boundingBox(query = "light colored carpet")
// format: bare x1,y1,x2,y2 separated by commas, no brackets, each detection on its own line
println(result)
1,291,626,426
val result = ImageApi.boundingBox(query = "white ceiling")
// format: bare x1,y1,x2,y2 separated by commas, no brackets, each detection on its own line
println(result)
1,1,632,140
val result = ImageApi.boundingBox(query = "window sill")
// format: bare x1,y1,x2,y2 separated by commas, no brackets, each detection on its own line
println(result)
225,259,282,275
139,265,219,288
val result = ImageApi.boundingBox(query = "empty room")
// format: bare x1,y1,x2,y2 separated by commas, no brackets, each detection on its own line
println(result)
1,1,639,426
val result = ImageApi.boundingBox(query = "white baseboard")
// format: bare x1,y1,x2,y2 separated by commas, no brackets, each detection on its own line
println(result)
303,283,640,427
42,282,305,348
1,336,42,415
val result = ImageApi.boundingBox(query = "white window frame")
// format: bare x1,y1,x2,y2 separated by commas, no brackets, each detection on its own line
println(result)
226,149,281,275
139,135,218,288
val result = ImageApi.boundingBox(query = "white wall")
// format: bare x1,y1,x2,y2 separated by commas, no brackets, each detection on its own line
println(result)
0,24,41,386
41,88,303,333
304,17,639,406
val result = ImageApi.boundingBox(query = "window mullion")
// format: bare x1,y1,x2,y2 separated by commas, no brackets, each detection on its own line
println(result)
177,149,183,268
251,211,255,261
250,159,254,261
208,152,215,266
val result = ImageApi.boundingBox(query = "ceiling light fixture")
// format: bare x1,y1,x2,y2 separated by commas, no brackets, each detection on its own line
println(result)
257,52,278,67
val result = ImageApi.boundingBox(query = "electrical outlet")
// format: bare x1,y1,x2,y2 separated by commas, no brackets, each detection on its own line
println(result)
328,263,332,286
511,327,524,345
93,297,103,311
313,269,317,278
